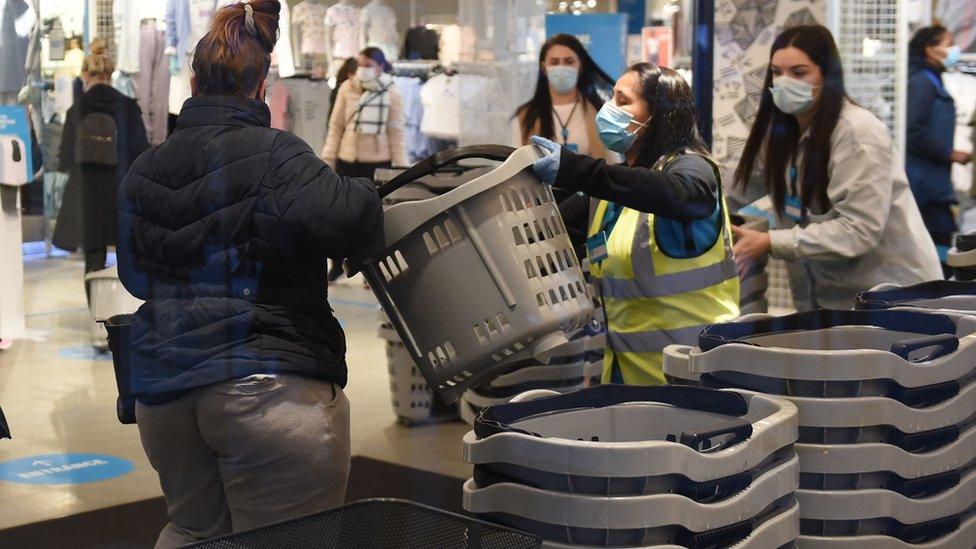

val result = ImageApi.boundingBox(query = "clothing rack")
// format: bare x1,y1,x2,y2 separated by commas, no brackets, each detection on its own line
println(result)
391,60,445,80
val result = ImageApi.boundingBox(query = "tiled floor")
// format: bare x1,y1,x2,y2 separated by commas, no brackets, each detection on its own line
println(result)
0,252,470,531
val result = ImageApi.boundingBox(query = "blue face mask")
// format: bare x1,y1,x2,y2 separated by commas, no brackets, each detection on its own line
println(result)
943,45,961,69
596,101,648,154
547,65,579,94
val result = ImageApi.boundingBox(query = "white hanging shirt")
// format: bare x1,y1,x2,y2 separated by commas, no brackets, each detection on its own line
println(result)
360,1,398,60
275,0,296,77
439,24,476,66
291,1,329,56
420,73,461,140
325,2,360,60
113,0,143,73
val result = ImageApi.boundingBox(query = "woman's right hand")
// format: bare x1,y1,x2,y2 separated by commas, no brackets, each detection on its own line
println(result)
530,135,561,185
951,150,973,165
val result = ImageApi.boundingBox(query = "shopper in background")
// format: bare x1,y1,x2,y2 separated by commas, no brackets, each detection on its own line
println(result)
531,63,740,386
328,57,359,124
54,39,150,292
513,33,617,174
731,25,942,310
116,2,382,546
322,46,408,178
906,25,972,275
325,56,361,284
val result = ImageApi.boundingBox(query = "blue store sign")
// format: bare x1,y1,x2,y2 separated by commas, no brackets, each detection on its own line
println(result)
0,454,133,484
546,13,629,79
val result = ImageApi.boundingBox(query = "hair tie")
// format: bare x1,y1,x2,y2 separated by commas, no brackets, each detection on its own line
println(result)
243,3,257,37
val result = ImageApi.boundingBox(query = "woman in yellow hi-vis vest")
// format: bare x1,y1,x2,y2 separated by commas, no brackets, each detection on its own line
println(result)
531,63,740,385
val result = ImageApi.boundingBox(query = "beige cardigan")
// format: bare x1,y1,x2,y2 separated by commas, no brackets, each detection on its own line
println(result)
322,77,408,167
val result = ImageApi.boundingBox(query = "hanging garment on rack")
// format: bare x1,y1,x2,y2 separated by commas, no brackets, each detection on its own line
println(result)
283,77,332,155
273,0,296,78
167,0,219,114
0,0,34,93
267,77,291,131
113,0,144,74
439,24,476,66
292,1,329,56
403,26,439,60
392,76,426,163
136,21,170,144
360,0,398,60
325,2,361,60
420,73,460,140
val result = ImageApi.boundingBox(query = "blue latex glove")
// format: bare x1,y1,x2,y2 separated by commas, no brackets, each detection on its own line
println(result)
169,54,180,77
530,135,561,185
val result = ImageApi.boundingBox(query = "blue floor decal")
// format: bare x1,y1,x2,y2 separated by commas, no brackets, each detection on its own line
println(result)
0,454,133,484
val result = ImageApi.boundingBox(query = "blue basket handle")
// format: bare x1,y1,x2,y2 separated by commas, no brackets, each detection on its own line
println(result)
890,334,959,363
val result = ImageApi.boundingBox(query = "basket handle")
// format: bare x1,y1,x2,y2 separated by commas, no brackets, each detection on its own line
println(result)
892,469,961,499
890,334,959,363
893,424,960,453
377,145,516,199
891,380,960,408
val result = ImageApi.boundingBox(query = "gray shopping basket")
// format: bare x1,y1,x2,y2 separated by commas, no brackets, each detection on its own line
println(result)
664,309,976,398
796,506,976,547
462,385,800,548
856,281,976,336
352,145,593,402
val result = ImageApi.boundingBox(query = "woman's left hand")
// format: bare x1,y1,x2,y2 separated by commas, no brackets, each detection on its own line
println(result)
731,225,771,278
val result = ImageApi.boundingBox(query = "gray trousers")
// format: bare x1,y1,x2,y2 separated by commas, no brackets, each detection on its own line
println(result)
137,375,351,548
135,24,170,145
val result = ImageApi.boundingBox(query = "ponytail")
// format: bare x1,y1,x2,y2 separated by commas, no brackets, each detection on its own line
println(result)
82,37,114,79
192,0,280,97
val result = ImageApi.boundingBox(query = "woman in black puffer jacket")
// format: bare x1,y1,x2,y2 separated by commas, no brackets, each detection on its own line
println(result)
116,2,382,546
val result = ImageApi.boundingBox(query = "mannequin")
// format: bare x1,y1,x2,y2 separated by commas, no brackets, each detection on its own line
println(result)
360,0,398,61
292,0,329,71
324,0,361,76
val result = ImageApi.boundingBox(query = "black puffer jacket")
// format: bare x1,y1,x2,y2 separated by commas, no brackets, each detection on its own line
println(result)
118,96,382,404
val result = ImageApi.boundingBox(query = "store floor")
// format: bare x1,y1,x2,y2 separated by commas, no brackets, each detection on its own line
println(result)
0,251,471,533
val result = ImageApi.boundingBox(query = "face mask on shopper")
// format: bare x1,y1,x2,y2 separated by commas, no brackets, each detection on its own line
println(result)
770,76,819,115
596,101,648,154
942,45,962,69
357,66,379,85
547,65,579,95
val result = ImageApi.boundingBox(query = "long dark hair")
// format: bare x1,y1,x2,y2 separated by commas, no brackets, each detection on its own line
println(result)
516,34,614,143
628,63,709,169
360,46,392,73
908,25,947,69
733,25,847,216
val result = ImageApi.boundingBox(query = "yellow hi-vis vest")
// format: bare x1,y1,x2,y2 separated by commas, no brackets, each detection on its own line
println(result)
587,153,740,385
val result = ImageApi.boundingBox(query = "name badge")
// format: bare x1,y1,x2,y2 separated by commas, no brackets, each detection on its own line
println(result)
565,143,579,153
586,232,609,264
785,196,804,222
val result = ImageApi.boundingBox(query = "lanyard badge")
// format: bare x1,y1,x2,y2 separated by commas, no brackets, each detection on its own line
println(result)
586,232,609,264
785,164,804,223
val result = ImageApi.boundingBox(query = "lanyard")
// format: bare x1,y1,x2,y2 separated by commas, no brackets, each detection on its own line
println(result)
599,202,623,236
552,98,579,144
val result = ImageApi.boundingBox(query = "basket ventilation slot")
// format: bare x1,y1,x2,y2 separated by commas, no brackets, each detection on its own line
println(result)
422,219,463,256
378,250,409,282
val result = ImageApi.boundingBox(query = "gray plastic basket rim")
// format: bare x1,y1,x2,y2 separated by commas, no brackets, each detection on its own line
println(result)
462,389,798,480
367,146,545,254
795,469,976,523
539,499,800,549
794,510,976,548
463,383,584,409
673,330,976,388
947,246,976,268
783,380,976,431
488,361,587,388
461,453,799,530
795,424,976,476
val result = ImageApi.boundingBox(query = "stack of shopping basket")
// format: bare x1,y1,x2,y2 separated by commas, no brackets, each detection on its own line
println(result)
461,384,801,548
663,308,976,547
458,320,606,426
